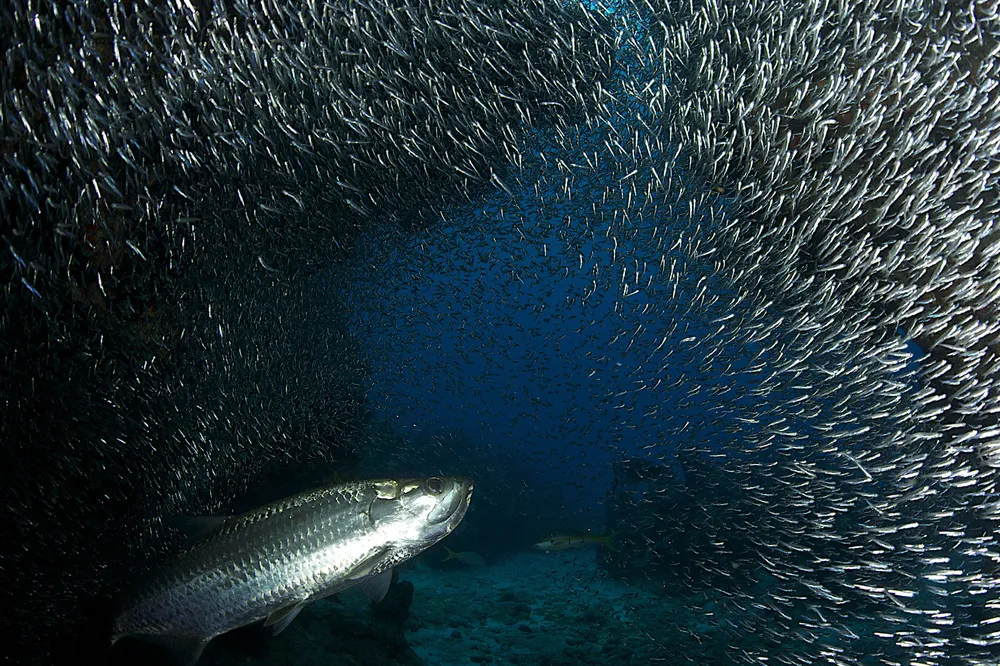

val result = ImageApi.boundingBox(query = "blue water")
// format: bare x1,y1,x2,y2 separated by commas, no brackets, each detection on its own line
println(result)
314,13,937,658
342,197,669,525
339,147,750,533
3,0,988,663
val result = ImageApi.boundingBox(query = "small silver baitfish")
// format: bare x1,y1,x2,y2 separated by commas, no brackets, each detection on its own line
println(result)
111,476,474,664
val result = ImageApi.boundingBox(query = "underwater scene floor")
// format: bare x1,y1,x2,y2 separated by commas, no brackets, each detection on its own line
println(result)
199,549,739,666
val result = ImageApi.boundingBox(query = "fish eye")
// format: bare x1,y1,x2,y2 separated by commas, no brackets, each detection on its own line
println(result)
425,477,445,495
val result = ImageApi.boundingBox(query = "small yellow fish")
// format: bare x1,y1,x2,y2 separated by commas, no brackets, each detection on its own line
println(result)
534,533,615,553
442,546,487,567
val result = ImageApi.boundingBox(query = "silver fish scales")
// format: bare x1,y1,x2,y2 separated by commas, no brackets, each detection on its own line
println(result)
111,476,473,664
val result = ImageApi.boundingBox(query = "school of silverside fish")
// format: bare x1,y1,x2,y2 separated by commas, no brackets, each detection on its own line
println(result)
1,0,998,664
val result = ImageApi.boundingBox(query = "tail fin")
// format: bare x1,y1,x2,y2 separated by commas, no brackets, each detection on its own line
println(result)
443,546,457,562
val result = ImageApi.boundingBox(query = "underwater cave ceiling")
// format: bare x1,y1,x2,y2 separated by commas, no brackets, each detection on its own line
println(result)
1,0,999,664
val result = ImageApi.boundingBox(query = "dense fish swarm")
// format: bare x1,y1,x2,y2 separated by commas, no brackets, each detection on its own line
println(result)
642,1,1000,663
0,0,612,661
1,0,998,665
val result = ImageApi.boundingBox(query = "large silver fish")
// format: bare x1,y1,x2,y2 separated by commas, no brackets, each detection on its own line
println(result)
110,476,473,664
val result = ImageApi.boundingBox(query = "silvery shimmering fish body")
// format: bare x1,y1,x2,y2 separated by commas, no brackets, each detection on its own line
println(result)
111,476,473,664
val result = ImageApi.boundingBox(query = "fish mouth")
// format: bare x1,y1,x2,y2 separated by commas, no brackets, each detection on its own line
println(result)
427,477,474,527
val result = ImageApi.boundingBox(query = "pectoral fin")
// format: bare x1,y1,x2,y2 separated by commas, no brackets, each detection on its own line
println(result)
264,601,307,635
344,547,390,580
356,569,394,603
340,549,394,602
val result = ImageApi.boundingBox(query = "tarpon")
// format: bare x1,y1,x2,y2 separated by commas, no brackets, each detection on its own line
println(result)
110,476,473,664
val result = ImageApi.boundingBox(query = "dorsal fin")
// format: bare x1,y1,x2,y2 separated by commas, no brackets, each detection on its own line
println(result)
163,516,230,541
